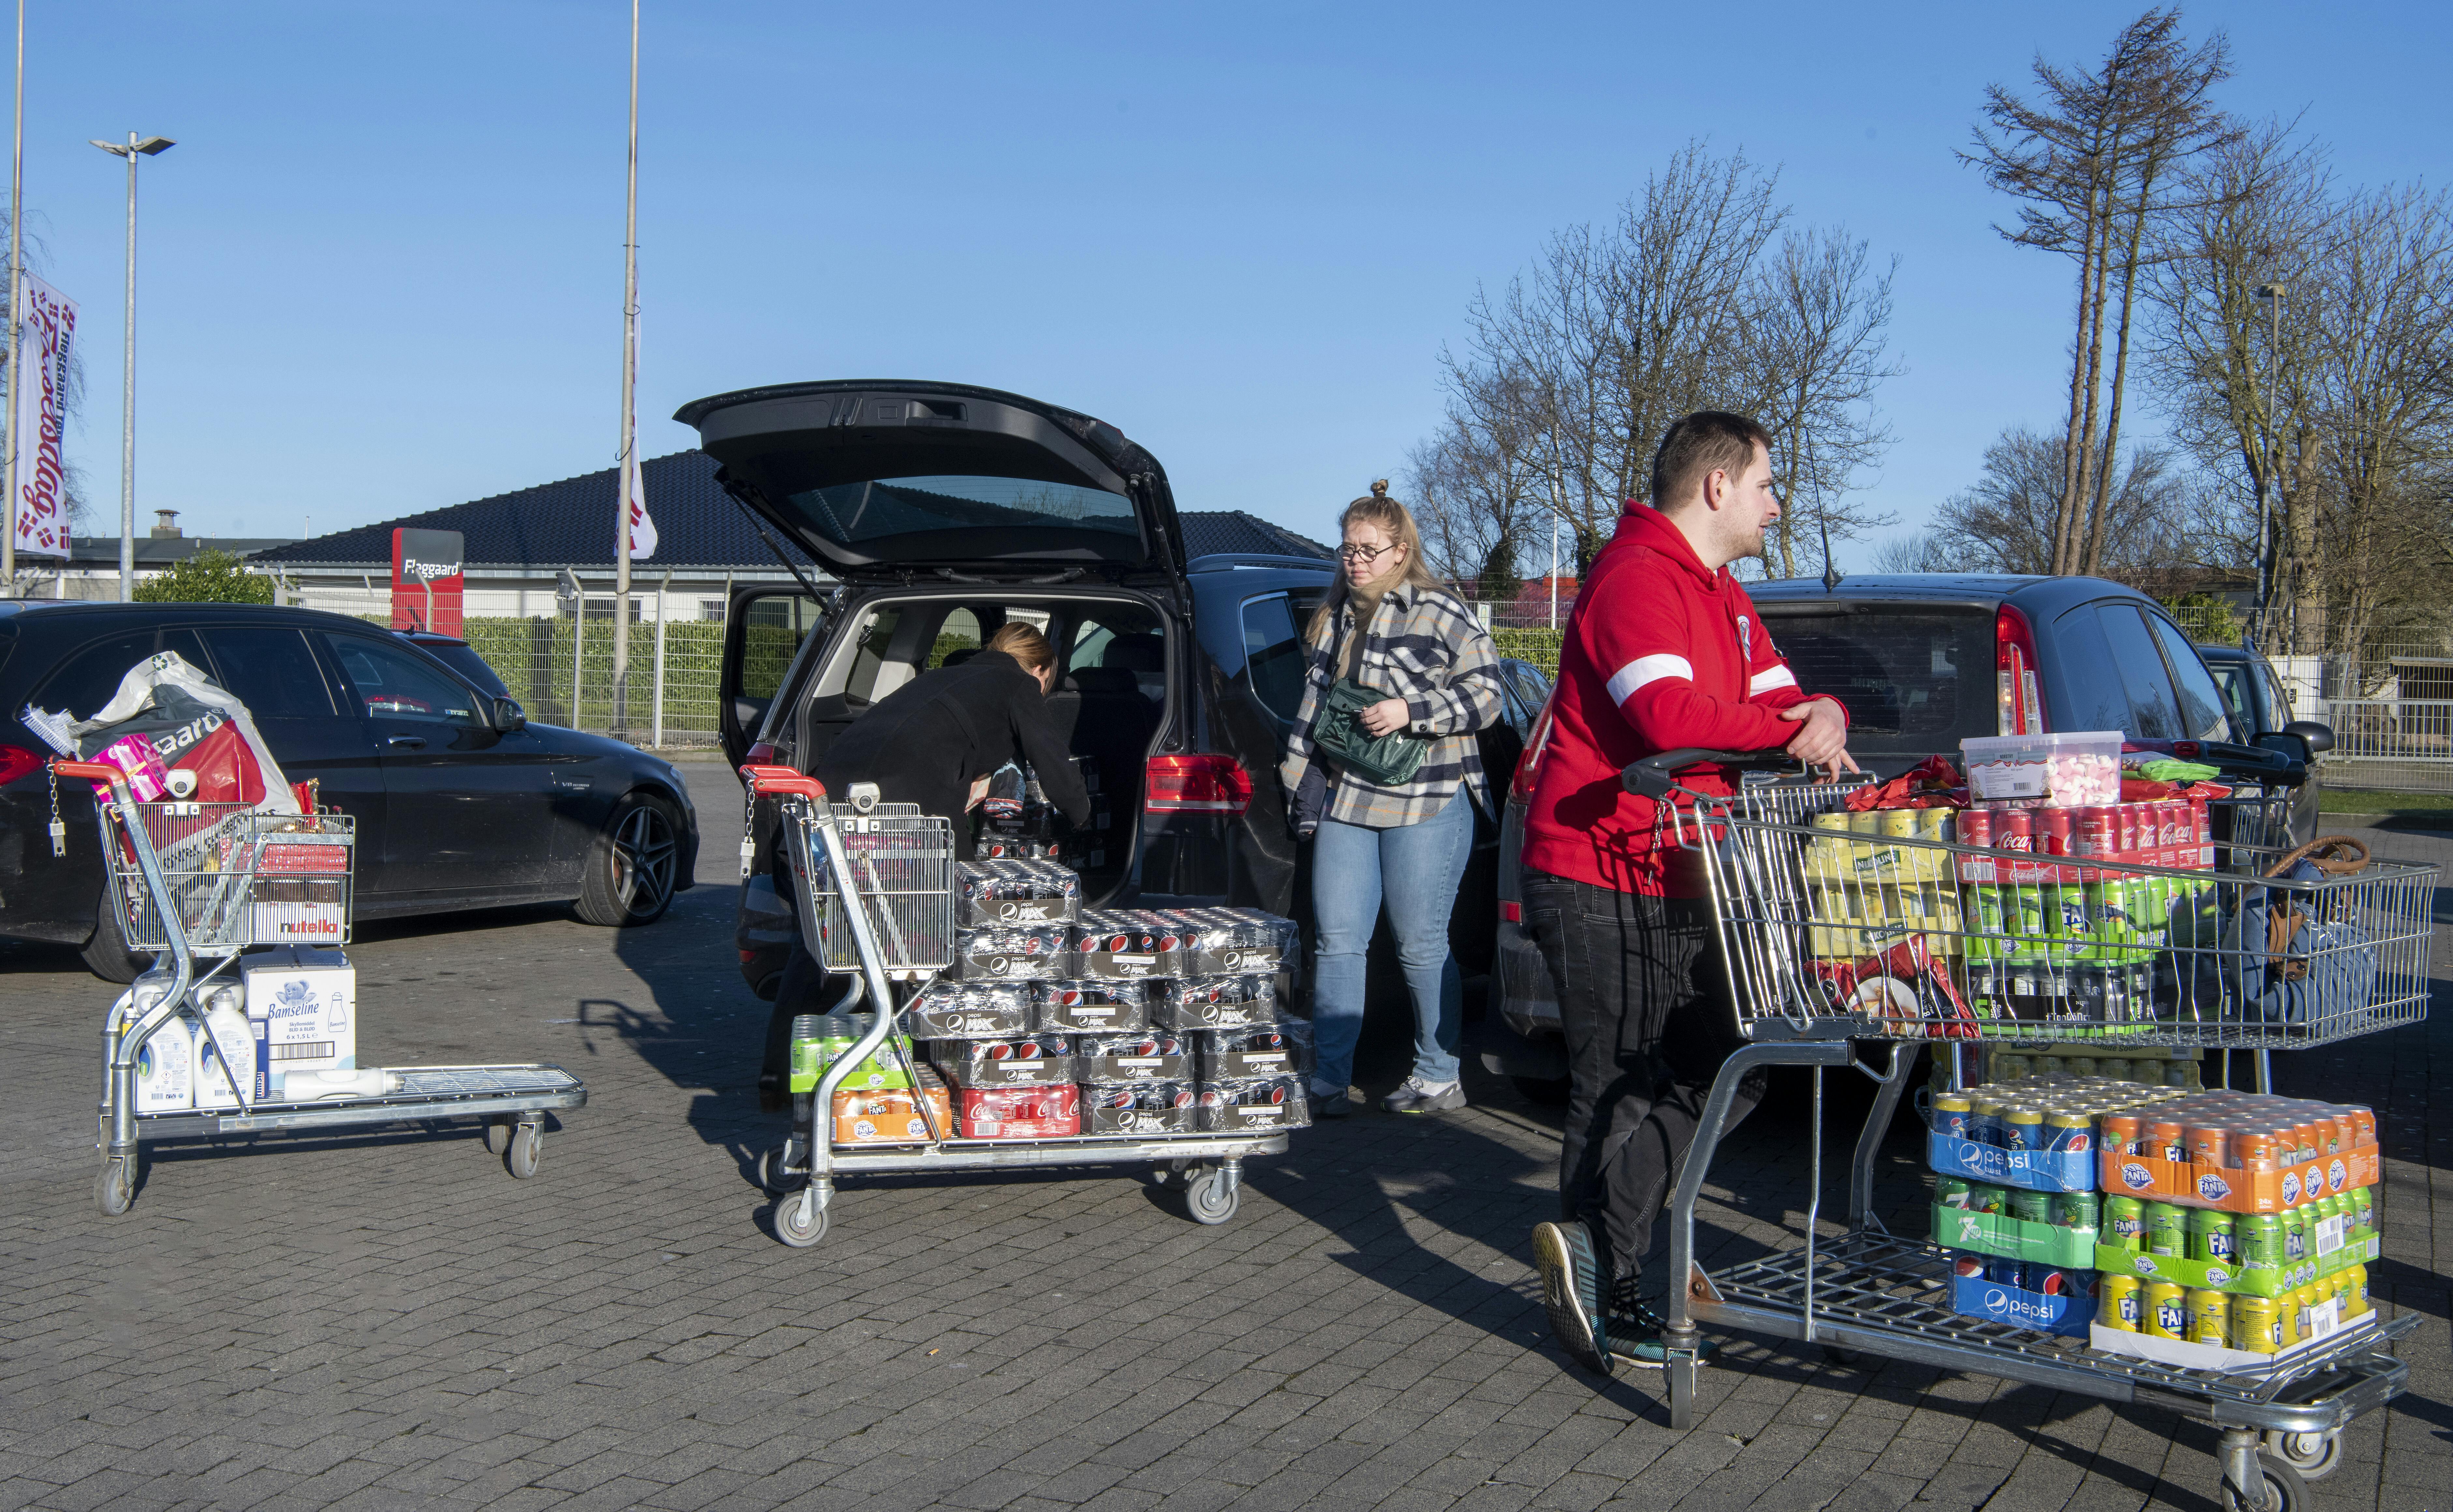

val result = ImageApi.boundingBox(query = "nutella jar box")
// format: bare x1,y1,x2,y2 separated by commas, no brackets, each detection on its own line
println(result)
1032,978,1150,1034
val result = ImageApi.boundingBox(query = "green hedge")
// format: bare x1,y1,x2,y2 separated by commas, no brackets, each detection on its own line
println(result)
1493,628,1564,680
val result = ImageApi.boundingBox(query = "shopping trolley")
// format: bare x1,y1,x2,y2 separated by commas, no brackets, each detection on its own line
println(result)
1618,749,2427,1511
742,766,1292,1249
61,759,586,1215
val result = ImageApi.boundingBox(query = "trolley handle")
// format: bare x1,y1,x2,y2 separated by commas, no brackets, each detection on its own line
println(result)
50,758,124,785
740,764,828,803
1621,749,1797,802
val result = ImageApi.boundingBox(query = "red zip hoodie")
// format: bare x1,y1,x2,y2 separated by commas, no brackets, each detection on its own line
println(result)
1523,504,1844,896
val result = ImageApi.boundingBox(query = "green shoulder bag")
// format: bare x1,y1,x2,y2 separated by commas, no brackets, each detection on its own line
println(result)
1312,678,1430,788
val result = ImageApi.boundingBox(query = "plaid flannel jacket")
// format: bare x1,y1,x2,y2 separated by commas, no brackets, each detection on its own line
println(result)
1277,582,1505,829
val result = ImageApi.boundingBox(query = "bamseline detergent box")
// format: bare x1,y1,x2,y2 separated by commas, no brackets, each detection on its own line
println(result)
242,945,355,1098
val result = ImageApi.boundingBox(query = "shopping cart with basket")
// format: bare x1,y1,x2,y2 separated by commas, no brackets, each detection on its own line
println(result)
1622,747,2429,1512
62,758,586,1216
742,765,1302,1249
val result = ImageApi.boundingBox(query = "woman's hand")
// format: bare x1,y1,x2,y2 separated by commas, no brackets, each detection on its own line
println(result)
1358,697,1411,738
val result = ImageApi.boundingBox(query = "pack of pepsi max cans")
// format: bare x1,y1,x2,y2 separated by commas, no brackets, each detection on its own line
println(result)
947,904,1296,985
898,975,1313,1138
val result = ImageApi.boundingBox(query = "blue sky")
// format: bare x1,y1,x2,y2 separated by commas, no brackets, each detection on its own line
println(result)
18,1,2449,565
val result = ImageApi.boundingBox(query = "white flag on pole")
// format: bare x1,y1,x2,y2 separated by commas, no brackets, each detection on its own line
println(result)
10,275,78,560
624,450,657,560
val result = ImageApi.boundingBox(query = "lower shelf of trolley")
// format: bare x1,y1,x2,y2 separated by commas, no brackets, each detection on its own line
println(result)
817,1128,1291,1173
128,1064,585,1139
1696,1229,2415,1413
1738,1000,2426,1051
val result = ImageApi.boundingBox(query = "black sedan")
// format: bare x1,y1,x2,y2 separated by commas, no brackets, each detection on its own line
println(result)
0,602,698,980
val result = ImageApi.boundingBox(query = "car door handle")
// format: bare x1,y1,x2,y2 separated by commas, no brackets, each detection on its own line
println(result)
386,734,427,749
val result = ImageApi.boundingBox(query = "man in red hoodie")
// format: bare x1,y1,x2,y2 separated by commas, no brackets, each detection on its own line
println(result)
1526,411,1856,1374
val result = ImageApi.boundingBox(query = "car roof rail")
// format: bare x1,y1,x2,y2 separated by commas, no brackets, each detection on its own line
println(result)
1186,552,1335,574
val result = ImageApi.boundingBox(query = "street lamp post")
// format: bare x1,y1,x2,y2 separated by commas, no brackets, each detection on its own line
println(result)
90,131,171,603
2250,282,2285,642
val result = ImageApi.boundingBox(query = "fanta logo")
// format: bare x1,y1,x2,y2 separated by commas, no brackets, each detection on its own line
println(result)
2196,1173,2231,1201
2205,1267,2231,1287
2131,1256,2159,1276
2328,1159,2347,1192
2282,1172,2301,1203
2120,1163,2152,1190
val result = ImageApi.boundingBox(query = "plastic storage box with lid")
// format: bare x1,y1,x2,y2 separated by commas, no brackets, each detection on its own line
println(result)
1960,731,2122,807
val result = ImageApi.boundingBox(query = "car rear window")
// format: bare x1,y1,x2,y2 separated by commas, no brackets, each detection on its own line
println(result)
1763,608,1996,755
788,475,1137,546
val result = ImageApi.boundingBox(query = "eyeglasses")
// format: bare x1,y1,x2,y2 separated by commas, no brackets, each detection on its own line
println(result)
1337,542,1400,563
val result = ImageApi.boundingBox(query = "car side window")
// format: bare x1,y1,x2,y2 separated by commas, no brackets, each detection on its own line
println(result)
32,631,156,720
2093,604,2182,739
2264,666,2296,720
325,636,482,726
205,628,341,720
843,607,903,705
2207,663,2254,735
2046,608,2131,735
1241,594,1308,722
2148,615,2237,742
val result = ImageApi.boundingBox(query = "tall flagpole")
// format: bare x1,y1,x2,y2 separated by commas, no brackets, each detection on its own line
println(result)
610,0,640,737
2,0,23,594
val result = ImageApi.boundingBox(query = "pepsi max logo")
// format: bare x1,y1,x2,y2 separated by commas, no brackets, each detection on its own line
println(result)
2119,1163,2153,1190
2195,1173,2231,1201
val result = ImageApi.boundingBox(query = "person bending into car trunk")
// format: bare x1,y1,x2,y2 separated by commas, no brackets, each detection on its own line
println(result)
1524,412,1857,1372
756,622,1090,1109
1279,481,1503,1117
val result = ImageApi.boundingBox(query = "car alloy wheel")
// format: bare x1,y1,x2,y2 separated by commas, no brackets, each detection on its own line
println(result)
577,793,682,926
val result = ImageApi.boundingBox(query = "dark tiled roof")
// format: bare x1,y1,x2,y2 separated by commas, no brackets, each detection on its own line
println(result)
245,450,1331,571
67,536,294,565
1180,510,1333,561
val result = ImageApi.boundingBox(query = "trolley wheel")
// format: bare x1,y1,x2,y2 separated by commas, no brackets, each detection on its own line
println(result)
1185,1168,1240,1225
776,1189,829,1248
756,1143,804,1197
483,1118,512,1156
2223,1450,2311,1512
1821,1345,1873,1372
95,1154,135,1217
2262,1430,2342,1482
505,1123,542,1180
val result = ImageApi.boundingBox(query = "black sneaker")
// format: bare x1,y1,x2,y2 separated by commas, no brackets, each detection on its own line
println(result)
1607,1289,1721,1370
1532,1221,1613,1374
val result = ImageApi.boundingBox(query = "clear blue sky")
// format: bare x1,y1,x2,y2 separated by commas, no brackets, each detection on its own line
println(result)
18,1,2448,565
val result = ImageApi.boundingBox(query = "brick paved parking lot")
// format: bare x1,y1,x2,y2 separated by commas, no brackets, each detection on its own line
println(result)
1,763,2444,1512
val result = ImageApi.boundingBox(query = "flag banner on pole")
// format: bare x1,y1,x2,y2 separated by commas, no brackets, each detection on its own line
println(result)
624,451,657,560
10,275,78,560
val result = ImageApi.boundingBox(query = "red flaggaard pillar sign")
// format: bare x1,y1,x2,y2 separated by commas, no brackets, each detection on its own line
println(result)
391,528,465,634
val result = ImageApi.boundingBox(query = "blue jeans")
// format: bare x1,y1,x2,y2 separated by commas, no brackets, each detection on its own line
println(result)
1309,792,1476,1089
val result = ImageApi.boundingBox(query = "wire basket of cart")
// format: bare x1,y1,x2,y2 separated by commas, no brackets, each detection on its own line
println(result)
742,764,1308,1249
1616,746,2424,1512
59,758,588,1217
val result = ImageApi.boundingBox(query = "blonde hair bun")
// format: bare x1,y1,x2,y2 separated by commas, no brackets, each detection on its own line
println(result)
1369,479,1390,498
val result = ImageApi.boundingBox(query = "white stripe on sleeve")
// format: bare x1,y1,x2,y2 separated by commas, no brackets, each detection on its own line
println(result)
1606,653,1695,705
1749,664,1798,695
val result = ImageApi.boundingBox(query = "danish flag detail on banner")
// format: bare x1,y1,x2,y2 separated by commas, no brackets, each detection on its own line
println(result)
624,452,657,560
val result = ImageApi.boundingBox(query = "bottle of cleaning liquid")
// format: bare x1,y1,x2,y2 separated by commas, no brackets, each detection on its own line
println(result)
276,1069,401,1101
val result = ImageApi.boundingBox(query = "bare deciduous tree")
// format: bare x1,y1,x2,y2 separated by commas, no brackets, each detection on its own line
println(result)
1923,425,2182,577
1965,8,2239,575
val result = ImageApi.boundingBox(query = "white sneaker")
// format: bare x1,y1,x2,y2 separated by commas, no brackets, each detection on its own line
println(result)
1383,1075,1466,1113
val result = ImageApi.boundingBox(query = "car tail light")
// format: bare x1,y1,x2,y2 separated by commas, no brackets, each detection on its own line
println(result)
1996,605,2044,735
1145,754,1252,813
745,742,779,765
1510,693,1558,802
0,745,41,786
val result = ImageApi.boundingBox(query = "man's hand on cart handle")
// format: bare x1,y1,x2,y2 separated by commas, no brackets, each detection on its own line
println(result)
1778,698,1858,777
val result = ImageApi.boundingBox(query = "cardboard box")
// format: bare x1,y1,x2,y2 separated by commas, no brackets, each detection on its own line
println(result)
243,946,355,1099
1928,1132,2093,1193
1931,1202,2097,1269
2098,1146,2380,1214
1948,1272,2095,1337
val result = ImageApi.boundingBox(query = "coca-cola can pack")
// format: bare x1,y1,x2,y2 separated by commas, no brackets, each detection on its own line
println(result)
1195,1074,1312,1133
1151,973,1278,1030
950,924,1070,981
1031,978,1151,1033
956,858,1083,927
901,982,1032,1040
956,1083,1080,1139
1195,1020,1314,1080
1083,1080,1198,1136
1069,909,1190,980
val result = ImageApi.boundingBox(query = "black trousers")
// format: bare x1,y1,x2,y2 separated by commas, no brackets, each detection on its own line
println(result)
759,939,851,1106
1520,869,1765,1286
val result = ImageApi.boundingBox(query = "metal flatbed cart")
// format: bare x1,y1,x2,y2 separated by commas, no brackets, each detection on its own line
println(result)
60,759,587,1214
741,765,1293,1249
1621,749,2429,1512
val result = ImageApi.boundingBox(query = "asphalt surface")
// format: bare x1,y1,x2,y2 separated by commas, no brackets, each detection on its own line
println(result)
0,764,2443,1512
